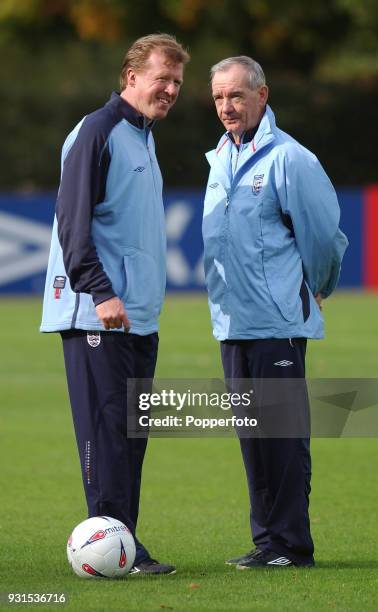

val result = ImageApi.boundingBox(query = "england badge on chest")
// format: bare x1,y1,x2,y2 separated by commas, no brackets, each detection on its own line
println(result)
252,174,264,196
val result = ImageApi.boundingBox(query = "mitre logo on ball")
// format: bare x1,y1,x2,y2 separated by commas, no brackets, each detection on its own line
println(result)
67,516,136,579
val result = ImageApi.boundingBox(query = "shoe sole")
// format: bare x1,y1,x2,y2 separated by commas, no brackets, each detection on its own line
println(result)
236,565,293,570
236,563,314,570
226,560,257,566
129,569,177,576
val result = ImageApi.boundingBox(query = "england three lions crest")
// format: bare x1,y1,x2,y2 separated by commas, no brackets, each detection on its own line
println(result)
87,332,101,348
252,174,264,196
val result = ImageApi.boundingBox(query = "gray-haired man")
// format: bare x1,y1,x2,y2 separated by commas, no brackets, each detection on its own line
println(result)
202,56,348,568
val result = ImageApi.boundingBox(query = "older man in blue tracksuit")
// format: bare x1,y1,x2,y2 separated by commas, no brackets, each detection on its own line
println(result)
203,56,348,569
41,34,189,576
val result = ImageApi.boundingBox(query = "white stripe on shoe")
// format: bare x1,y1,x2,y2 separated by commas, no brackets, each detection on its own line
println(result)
267,556,292,565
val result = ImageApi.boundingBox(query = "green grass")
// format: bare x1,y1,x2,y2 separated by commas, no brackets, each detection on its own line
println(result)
0,292,377,611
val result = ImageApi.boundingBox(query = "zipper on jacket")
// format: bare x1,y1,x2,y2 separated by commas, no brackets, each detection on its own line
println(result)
146,134,158,197
225,194,230,213
232,143,242,177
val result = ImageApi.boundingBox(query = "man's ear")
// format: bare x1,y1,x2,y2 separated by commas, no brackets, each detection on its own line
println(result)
259,85,269,107
127,68,136,87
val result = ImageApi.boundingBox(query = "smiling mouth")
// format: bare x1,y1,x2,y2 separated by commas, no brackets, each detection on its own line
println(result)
157,98,170,105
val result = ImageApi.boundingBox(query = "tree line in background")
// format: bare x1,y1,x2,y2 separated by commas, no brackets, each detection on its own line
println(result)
0,0,377,190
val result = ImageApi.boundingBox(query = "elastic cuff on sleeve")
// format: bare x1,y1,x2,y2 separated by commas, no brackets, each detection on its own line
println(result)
92,287,117,307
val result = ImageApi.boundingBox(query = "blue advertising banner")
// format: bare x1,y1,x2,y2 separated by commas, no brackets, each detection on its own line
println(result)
0,194,55,294
0,189,365,294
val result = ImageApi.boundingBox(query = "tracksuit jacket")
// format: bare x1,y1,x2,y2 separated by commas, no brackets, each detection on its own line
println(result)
40,92,166,335
202,105,348,341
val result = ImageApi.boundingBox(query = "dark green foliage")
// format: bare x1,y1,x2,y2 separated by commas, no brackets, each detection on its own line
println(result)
0,0,377,189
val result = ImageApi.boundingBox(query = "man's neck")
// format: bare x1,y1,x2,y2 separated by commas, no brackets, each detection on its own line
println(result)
229,125,259,147
117,90,153,129
120,89,143,117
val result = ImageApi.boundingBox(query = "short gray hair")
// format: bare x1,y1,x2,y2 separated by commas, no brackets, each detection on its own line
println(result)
210,56,266,89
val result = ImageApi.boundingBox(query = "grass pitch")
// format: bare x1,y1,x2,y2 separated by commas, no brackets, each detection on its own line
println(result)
0,292,377,611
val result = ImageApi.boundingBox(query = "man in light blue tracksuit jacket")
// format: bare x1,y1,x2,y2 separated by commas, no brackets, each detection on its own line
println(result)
40,34,189,576
203,56,348,568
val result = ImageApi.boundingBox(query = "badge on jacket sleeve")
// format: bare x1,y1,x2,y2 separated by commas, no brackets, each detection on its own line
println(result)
53,275,66,299
252,174,264,196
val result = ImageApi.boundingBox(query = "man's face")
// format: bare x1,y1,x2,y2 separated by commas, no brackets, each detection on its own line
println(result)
127,50,184,120
211,64,268,141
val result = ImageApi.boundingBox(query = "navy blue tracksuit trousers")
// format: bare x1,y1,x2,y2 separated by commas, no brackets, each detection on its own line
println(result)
61,330,158,565
221,338,314,566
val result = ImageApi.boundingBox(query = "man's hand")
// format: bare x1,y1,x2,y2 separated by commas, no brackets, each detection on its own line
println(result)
95,296,130,332
315,293,323,311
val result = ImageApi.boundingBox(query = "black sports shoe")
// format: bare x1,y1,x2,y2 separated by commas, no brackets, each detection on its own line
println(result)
236,550,314,569
129,558,176,575
226,548,263,565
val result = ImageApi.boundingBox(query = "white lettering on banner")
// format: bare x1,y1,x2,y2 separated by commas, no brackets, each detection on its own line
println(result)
166,248,191,285
194,256,205,284
0,202,206,290
0,212,51,286
166,200,193,240
166,201,204,287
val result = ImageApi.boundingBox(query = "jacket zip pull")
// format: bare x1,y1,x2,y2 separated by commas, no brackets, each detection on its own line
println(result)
225,195,230,212
145,133,158,195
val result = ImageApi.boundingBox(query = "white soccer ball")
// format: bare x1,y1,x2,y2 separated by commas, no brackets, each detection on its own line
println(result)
67,516,136,578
